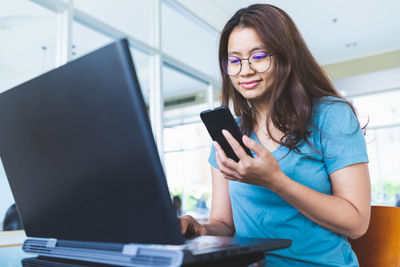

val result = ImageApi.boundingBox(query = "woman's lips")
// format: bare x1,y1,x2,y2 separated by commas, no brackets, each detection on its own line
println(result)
240,80,261,89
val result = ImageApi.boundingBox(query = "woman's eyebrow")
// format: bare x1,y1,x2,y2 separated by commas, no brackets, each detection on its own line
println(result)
249,46,267,53
228,46,267,56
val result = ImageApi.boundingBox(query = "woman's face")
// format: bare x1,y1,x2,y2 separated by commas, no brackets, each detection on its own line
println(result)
227,27,274,103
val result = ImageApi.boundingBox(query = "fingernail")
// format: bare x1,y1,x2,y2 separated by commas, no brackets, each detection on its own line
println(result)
222,129,228,135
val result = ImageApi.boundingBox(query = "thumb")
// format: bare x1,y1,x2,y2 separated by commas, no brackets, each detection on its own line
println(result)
179,218,188,234
199,225,207,236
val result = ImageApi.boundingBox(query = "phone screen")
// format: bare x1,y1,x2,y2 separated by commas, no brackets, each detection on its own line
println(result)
200,106,253,162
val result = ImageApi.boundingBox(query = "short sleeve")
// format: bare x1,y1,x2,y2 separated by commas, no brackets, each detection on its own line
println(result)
318,101,369,174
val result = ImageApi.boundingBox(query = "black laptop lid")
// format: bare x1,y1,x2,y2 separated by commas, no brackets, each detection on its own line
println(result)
0,39,184,245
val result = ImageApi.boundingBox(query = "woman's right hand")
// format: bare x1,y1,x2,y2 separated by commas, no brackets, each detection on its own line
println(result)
178,215,207,238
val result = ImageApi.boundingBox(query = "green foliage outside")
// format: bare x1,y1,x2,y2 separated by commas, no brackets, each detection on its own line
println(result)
170,188,211,212
371,180,400,203
383,182,400,200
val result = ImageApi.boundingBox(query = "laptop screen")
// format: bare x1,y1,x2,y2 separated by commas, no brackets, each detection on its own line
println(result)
0,39,184,245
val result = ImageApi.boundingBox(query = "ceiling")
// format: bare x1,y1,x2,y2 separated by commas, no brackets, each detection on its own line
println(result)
1,0,399,102
177,0,400,65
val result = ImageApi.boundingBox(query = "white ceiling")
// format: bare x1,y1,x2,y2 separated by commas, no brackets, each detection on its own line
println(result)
1,0,400,101
177,0,400,65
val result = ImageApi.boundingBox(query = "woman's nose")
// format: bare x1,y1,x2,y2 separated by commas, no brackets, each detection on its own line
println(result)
240,60,255,76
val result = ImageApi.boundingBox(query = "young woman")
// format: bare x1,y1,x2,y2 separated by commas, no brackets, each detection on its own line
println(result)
180,4,370,266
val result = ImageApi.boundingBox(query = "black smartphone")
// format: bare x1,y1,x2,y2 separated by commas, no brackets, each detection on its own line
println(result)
200,106,253,162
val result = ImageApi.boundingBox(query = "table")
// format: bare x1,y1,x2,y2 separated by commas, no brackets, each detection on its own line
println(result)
0,246,31,267
0,235,267,267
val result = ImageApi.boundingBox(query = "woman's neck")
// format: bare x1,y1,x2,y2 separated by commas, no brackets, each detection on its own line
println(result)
253,103,282,142
253,102,269,127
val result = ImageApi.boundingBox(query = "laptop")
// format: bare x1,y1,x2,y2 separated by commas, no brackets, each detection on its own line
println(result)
0,39,291,267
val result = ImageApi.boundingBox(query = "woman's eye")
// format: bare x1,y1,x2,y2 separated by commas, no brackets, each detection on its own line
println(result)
228,58,240,64
251,52,267,60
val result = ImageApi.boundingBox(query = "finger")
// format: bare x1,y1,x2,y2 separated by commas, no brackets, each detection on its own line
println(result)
215,142,238,170
199,226,207,236
214,141,238,169
215,146,240,178
184,227,196,238
213,141,228,161
222,130,248,160
179,218,188,234
214,141,229,168
242,135,269,158
215,150,230,175
194,224,205,236
196,225,207,236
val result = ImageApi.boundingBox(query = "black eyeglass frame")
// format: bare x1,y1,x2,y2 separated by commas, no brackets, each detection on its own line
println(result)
222,52,274,76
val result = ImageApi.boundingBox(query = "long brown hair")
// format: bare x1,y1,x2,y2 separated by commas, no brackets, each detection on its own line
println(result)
219,4,359,153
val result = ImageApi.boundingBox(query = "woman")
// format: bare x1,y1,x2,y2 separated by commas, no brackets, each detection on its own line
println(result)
180,4,370,266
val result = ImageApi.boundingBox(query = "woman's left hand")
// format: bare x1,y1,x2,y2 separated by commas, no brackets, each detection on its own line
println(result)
214,130,284,190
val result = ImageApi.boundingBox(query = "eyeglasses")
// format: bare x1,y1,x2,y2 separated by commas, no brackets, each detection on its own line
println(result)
222,51,273,76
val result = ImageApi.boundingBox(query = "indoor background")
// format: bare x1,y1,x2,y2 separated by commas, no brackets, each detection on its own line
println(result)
1,0,399,230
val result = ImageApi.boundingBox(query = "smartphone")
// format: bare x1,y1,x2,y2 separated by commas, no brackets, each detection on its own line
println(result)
200,106,253,162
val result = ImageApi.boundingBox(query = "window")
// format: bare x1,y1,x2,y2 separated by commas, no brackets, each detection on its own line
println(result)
352,90,400,128
0,0,59,229
0,0,57,92
163,65,213,217
161,1,219,78
164,123,212,218
131,48,151,104
365,128,400,205
72,21,113,59
162,65,210,125
72,22,151,103
73,0,154,45
351,89,400,206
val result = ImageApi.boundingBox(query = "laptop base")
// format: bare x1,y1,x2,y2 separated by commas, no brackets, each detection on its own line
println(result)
23,238,184,267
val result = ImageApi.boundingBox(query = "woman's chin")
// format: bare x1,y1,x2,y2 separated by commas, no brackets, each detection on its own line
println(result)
241,91,266,102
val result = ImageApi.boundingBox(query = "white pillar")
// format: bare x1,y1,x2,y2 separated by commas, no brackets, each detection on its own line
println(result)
55,0,73,66
150,0,165,164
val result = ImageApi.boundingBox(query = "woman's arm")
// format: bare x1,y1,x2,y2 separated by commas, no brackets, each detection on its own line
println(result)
275,163,370,239
179,166,235,237
203,166,235,236
215,131,371,239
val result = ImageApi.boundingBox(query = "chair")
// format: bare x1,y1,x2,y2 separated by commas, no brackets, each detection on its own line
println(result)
349,206,400,267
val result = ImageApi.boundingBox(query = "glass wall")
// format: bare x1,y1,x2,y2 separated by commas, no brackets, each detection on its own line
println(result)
0,0,57,92
73,0,155,45
0,0,59,230
350,89,400,206
0,0,219,230
71,21,112,59
161,1,219,77
162,65,212,218
131,49,152,104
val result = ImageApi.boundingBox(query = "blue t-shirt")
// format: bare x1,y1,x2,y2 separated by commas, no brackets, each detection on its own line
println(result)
208,97,368,266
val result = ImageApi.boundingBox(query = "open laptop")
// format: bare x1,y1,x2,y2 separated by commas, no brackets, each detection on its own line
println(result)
0,39,291,267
